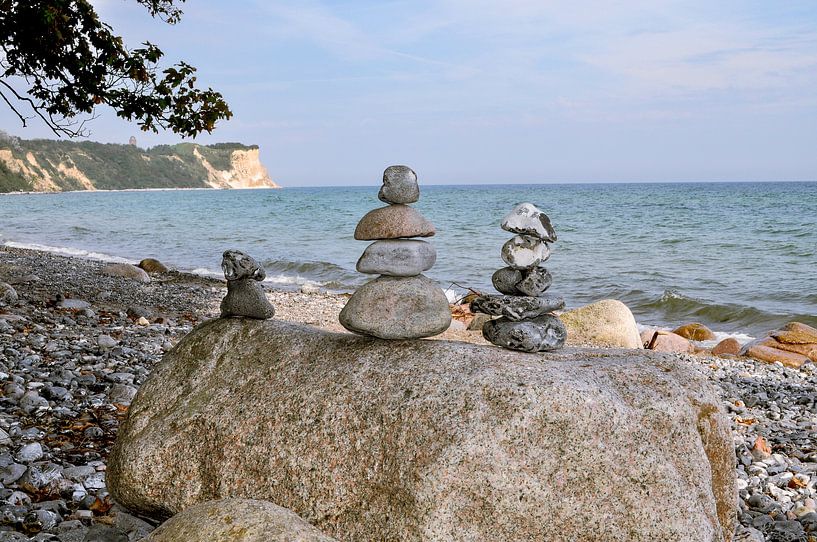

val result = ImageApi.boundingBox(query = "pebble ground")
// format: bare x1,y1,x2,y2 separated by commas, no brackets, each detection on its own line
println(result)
0,246,813,541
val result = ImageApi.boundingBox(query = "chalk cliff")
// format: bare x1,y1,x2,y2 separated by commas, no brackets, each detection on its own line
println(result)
0,131,279,192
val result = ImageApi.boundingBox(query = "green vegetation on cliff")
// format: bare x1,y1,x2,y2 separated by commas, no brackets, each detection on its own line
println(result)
0,131,267,192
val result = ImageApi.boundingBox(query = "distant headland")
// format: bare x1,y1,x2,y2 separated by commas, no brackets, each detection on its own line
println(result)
0,131,279,192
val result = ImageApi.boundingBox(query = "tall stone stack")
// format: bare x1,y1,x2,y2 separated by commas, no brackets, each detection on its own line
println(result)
470,203,567,352
338,166,451,340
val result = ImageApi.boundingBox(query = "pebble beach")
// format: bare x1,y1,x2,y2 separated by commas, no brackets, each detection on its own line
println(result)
0,245,815,541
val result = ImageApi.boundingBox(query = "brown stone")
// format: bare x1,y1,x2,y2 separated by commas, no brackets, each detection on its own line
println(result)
771,322,817,345
354,205,435,240
751,436,772,461
108,318,736,542
711,338,741,357
672,323,716,342
742,343,809,369
641,330,694,353
755,337,817,358
138,258,169,274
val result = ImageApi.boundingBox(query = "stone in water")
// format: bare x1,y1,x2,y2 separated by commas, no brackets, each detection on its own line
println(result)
220,250,275,320
482,314,567,352
356,239,436,277
470,294,565,321
378,165,420,205
501,202,557,242
501,235,550,270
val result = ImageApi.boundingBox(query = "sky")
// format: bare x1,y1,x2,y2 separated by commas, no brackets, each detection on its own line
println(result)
2,0,817,186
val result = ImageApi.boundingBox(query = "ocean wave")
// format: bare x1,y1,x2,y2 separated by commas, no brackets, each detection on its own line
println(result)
631,289,817,335
3,241,134,264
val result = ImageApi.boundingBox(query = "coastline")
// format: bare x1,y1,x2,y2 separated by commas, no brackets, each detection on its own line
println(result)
0,185,281,196
1,244,816,539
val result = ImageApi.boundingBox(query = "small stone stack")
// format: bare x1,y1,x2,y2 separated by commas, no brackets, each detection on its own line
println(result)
220,249,275,319
470,203,567,352
339,166,451,340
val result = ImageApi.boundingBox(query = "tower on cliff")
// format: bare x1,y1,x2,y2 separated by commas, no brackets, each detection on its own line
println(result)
128,136,137,146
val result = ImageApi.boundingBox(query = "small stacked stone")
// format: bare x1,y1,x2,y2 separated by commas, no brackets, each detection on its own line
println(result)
339,166,451,339
220,249,275,319
470,203,567,352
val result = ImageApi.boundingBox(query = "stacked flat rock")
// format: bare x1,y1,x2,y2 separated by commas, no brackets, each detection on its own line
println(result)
220,249,275,319
471,203,567,352
339,166,451,339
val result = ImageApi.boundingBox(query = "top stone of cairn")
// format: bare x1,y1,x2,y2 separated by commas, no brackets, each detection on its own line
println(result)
378,165,420,205
501,202,557,242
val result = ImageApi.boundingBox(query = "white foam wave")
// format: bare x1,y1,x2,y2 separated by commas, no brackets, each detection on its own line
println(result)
636,323,754,346
4,241,134,264
264,273,322,289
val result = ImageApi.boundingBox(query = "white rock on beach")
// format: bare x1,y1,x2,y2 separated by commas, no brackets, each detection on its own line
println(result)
109,318,736,542
500,235,550,270
501,202,557,242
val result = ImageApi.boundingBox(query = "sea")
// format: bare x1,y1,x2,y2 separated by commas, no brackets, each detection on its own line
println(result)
1,182,815,339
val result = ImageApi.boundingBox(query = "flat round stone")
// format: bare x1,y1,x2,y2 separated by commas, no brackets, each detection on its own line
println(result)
354,205,435,240
356,240,436,276
516,266,552,296
470,294,564,321
491,267,524,295
378,165,419,204
501,202,556,242
482,314,567,352
339,275,451,339
500,235,550,269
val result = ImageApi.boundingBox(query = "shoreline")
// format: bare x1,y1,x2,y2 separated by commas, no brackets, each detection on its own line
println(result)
0,186,281,196
1,244,815,539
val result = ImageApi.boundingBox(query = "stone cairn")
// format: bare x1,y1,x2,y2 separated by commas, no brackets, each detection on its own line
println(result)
470,203,567,352
220,249,275,319
339,165,451,339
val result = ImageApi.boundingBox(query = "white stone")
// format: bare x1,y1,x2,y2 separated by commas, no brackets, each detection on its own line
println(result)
501,202,557,241
500,235,550,270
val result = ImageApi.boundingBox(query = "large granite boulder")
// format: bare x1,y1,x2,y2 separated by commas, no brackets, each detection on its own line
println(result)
560,299,643,349
109,319,736,542
145,499,337,542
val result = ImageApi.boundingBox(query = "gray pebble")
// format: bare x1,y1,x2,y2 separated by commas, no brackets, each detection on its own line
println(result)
470,294,565,321
377,165,419,204
482,314,567,352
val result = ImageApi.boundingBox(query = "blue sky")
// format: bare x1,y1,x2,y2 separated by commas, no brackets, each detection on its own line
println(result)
2,0,817,185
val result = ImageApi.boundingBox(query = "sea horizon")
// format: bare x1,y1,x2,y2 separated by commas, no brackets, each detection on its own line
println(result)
2,180,815,338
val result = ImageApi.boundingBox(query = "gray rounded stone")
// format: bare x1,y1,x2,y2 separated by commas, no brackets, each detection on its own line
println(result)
0,282,19,304
501,202,557,242
220,279,275,320
220,250,275,320
500,235,550,270
339,274,450,339
108,318,737,542
470,294,564,321
491,267,524,295
516,266,553,296
378,165,419,204
356,240,436,276
482,314,567,352
491,266,552,295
